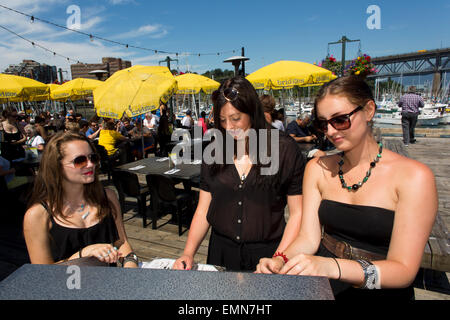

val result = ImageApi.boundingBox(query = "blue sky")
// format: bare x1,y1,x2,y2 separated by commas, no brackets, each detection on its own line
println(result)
0,0,449,79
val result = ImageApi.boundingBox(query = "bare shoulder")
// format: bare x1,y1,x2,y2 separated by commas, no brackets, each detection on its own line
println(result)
24,203,50,228
307,153,339,173
384,149,435,184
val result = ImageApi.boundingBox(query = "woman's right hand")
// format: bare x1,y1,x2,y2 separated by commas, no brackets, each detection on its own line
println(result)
255,257,285,274
83,243,122,264
172,254,194,270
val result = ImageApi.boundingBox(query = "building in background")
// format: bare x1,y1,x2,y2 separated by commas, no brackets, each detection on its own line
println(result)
70,57,132,80
4,59,58,83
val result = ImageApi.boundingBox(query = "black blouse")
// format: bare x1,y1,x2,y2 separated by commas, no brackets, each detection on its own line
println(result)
200,132,306,242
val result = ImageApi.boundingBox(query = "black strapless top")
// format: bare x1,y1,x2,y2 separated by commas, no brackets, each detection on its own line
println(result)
317,200,415,300
318,199,395,256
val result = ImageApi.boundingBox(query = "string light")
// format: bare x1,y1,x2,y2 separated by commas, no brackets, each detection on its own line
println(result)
0,4,237,57
0,24,86,64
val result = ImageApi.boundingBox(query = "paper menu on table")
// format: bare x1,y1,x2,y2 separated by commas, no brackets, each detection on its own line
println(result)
139,258,218,271
128,165,146,171
164,168,180,175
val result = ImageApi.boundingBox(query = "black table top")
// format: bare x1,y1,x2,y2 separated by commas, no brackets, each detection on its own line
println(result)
0,264,334,300
116,156,201,181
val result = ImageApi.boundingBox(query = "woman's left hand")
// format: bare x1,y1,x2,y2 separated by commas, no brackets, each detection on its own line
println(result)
279,254,339,279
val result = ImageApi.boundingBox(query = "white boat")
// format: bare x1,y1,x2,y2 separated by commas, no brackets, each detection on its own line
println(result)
373,111,443,126
438,112,450,124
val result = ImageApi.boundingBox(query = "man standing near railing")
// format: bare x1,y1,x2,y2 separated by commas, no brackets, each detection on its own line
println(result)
398,86,424,146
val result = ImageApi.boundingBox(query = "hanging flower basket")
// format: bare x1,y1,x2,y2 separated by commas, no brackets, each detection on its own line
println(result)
318,55,341,76
344,54,377,78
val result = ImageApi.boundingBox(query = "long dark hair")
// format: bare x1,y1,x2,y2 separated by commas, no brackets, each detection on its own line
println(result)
28,131,113,220
208,77,279,189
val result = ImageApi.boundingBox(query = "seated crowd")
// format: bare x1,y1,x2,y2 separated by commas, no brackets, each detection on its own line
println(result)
0,76,438,301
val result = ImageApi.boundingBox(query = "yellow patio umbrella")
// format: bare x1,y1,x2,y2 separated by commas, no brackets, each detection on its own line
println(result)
93,66,177,119
0,73,49,102
175,73,220,94
108,65,174,82
246,60,337,90
50,78,103,101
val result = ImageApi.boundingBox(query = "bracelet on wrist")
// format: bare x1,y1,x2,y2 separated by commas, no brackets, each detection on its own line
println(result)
273,251,289,263
122,252,139,267
331,257,341,280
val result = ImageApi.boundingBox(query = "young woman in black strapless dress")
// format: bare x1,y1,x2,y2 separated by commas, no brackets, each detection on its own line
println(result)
256,76,438,300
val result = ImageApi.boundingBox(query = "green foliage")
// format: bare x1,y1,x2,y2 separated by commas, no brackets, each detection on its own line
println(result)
202,68,234,83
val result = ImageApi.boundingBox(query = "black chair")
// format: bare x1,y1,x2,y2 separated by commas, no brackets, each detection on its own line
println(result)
112,170,151,228
93,143,114,182
145,174,193,236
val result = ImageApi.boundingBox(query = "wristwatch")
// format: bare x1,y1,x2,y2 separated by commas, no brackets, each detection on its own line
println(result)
122,252,139,267
356,259,379,289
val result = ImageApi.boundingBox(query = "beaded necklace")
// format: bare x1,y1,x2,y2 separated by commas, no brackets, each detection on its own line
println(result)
338,142,383,191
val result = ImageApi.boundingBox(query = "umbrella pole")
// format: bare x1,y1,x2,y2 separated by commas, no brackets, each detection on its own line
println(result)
141,117,145,159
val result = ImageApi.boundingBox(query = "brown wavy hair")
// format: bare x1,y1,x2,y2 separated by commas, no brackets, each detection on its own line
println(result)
28,131,113,220
313,75,375,115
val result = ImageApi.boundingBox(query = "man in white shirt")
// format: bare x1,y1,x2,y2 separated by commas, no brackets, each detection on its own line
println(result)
181,110,193,129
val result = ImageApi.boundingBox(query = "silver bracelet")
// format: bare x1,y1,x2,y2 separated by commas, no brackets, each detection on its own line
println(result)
122,252,139,267
356,259,380,289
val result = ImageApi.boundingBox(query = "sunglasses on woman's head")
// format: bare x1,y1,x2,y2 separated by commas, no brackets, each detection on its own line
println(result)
313,106,364,133
69,153,100,168
222,88,239,102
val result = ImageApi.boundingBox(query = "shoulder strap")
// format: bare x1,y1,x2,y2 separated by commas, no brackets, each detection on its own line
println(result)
40,201,49,211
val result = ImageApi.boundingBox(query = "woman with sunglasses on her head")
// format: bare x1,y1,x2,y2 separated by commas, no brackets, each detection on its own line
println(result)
173,77,306,271
23,131,138,267
256,76,437,300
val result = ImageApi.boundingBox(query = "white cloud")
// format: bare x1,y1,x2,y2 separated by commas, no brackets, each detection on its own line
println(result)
108,0,137,5
114,24,169,39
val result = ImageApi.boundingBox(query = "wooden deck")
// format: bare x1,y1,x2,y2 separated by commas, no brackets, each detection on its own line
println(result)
383,138,450,272
106,136,450,300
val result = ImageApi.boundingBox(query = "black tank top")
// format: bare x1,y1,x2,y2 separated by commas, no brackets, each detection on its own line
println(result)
1,126,24,161
41,202,119,262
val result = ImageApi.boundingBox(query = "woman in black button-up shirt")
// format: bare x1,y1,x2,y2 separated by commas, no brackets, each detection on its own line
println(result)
173,77,306,271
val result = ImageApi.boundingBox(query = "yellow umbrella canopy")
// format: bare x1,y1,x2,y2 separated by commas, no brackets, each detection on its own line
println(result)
175,73,220,94
0,73,49,102
108,65,174,80
246,60,337,90
50,78,103,101
93,66,177,120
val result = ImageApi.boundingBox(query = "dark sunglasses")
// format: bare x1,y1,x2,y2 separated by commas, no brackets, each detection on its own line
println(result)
223,87,239,102
70,153,100,168
314,106,364,133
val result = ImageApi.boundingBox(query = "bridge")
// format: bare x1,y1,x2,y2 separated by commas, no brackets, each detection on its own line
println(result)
366,48,450,93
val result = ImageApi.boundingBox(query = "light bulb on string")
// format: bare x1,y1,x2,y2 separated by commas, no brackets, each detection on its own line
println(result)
30,16,34,23
89,34,94,42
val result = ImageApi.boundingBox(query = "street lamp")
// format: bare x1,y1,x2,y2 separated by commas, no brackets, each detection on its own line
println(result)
224,47,249,76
